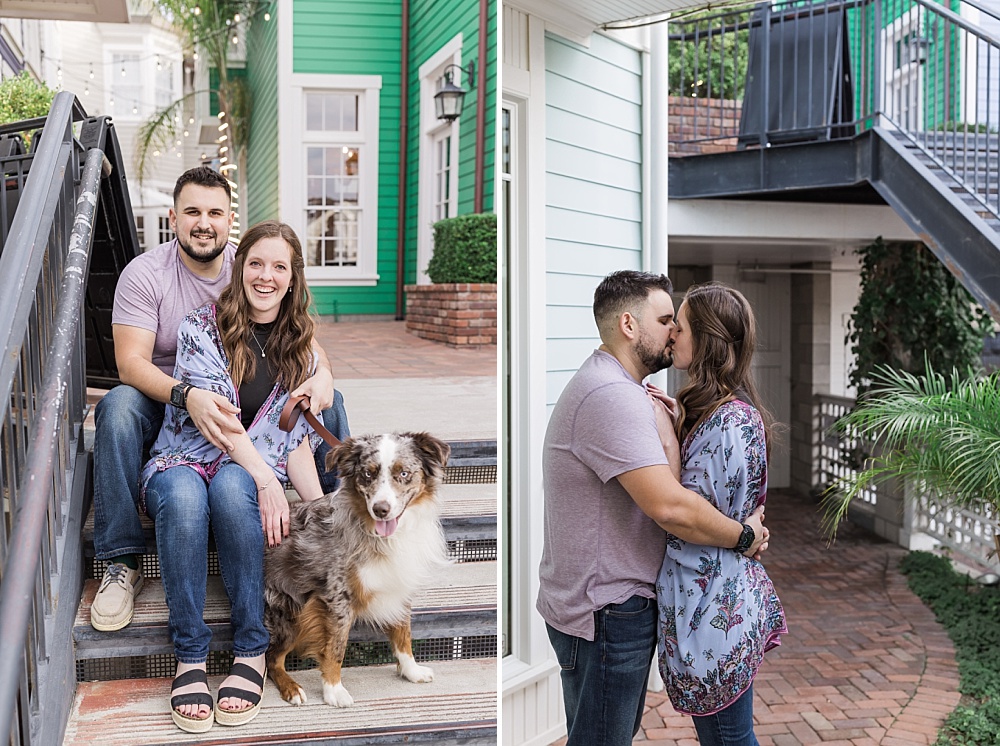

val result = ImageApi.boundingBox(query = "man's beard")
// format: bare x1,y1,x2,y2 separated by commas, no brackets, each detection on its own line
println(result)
636,329,673,374
179,233,226,264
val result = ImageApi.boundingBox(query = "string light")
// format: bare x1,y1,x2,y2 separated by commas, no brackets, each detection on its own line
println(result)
232,35,239,44
193,5,201,15
264,12,270,21
89,64,94,79
234,13,240,22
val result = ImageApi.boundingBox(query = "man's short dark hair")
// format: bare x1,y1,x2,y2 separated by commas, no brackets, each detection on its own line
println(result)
593,270,674,337
173,165,232,205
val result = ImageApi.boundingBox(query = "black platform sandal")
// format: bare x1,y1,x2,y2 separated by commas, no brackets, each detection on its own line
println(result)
170,667,214,733
215,661,266,726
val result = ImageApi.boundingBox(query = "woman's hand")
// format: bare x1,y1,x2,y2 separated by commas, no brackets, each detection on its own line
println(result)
646,383,680,422
649,393,681,480
256,475,290,547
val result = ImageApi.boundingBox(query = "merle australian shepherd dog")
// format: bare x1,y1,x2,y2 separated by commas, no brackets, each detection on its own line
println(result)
263,432,451,707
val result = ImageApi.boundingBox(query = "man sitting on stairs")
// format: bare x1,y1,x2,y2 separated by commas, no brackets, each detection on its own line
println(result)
90,165,350,633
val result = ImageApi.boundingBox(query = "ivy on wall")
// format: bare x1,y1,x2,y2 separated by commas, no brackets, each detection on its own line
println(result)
847,237,993,395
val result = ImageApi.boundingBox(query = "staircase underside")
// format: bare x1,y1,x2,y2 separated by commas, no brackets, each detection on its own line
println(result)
669,128,1000,320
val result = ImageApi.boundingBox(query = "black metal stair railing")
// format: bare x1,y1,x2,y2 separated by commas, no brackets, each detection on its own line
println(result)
669,0,1000,220
0,91,103,746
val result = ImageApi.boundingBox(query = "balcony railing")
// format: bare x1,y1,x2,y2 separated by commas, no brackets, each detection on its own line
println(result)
669,0,1000,221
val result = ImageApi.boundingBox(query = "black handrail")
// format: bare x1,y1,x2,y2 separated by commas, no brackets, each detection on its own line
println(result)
0,90,100,746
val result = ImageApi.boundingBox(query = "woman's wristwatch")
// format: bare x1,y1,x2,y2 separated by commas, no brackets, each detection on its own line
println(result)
733,523,756,554
169,382,194,410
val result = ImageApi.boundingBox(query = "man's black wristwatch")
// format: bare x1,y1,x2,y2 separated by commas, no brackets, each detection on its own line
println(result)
733,523,756,554
170,383,194,410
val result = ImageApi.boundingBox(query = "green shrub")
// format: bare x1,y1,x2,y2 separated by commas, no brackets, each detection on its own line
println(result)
0,72,56,148
425,213,497,284
900,551,1000,745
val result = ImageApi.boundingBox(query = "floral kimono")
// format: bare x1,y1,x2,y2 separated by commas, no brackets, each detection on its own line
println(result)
656,399,787,716
139,303,318,508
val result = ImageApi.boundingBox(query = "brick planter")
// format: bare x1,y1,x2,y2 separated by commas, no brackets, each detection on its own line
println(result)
404,283,497,348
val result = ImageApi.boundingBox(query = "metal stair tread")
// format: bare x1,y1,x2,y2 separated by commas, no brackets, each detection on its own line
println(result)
74,561,497,649
63,658,497,745
81,482,497,554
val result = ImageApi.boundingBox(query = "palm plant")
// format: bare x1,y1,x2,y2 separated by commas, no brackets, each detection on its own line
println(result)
823,363,1000,539
135,0,259,187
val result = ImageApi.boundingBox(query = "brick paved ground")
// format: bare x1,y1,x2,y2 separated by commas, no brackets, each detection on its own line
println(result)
313,318,496,379
553,489,962,745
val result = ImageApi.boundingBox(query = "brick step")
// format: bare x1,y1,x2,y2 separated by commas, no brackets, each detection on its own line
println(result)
83,482,498,577
64,659,497,745
74,561,496,661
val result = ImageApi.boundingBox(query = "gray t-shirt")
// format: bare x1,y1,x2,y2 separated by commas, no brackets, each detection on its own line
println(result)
537,349,669,641
112,239,236,374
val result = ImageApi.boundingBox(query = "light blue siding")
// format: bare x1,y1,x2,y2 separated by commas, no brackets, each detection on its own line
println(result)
544,32,644,406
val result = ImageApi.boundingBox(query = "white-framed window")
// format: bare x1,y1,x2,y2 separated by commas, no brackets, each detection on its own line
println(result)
416,37,463,285
110,52,143,118
432,129,455,222
158,216,172,245
155,58,176,110
280,75,381,285
107,47,181,121
135,215,146,251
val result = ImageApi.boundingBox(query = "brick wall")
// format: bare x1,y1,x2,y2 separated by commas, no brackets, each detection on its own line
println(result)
404,283,497,348
668,96,742,156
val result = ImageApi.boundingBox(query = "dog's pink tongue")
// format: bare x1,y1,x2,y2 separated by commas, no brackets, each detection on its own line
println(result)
376,517,399,537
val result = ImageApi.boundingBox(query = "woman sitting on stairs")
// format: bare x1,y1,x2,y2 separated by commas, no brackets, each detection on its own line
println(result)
139,220,326,733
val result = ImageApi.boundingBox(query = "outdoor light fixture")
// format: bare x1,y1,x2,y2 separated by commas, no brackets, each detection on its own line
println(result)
434,62,475,122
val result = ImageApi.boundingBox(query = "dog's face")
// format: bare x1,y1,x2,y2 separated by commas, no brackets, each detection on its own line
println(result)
325,432,450,537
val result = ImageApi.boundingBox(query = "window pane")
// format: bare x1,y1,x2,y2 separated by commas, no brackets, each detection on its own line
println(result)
306,94,323,130
304,93,358,131
342,95,358,130
324,94,342,130
326,177,340,205
327,147,343,176
307,147,323,176
307,178,323,205
342,178,358,205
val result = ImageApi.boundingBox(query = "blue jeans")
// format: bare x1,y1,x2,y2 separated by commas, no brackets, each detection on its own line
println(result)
691,684,758,746
145,462,268,662
92,384,350,560
546,594,657,746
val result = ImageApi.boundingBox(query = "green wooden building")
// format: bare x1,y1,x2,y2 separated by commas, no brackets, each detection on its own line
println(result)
243,0,495,318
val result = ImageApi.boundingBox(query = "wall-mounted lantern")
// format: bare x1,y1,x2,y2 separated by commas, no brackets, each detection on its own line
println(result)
434,62,476,122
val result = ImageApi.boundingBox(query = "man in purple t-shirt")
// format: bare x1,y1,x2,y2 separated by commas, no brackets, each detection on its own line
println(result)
537,270,769,745
90,167,347,636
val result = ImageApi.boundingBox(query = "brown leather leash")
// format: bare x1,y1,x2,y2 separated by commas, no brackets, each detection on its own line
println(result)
278,395,341,447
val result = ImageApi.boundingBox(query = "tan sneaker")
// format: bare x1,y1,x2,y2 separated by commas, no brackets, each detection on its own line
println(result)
90,562,143,631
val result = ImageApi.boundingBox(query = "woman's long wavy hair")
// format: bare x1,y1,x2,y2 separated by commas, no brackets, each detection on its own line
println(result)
216,221,315,391
674,282,775,455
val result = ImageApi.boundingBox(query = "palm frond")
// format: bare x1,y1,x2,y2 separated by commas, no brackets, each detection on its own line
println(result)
134,91,203,184
823,363,1000,537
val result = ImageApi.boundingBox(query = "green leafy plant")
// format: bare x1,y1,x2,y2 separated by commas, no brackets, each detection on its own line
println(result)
668,8,751,100
425,213,497,284
901,551,1000,746
0,72,57,148
823,363,1000,533
847,237,992,397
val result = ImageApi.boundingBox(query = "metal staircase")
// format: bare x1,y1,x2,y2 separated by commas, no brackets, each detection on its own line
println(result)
666,0,1000,319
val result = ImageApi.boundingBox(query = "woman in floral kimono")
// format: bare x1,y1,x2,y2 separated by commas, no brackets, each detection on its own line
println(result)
140,221,324,733
655,282,787,746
